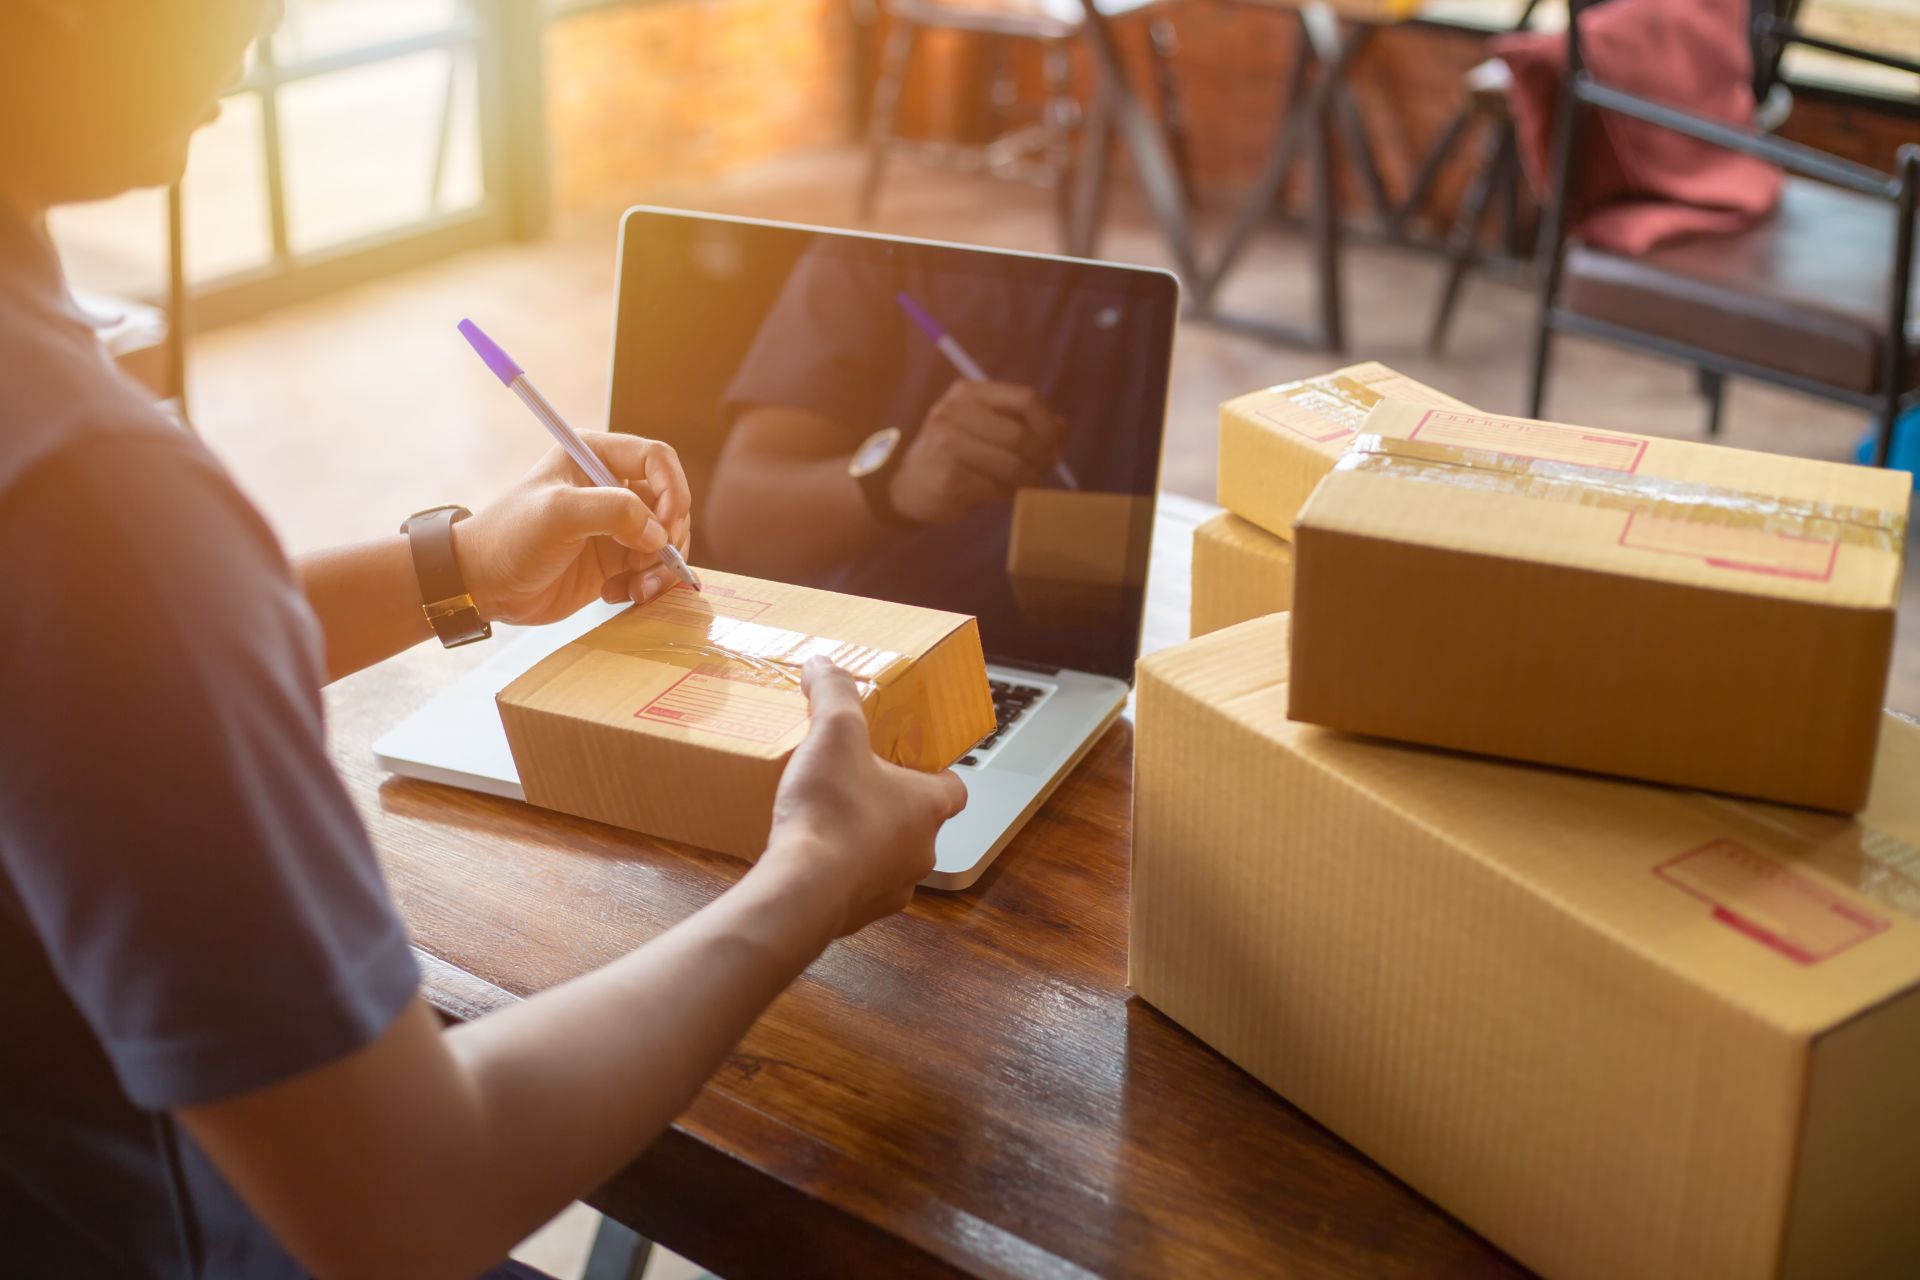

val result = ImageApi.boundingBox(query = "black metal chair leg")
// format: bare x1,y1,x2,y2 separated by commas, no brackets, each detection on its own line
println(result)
1698,367,1727,436
1194,27,1312,311
1076,1,1203,286
1428,122,1511,356
1394,106,1472,239
859,19,915,222
1875,146,1918,468
1066,68,1115,259
1526,6,1586,419
1308,68,1344,353
1497,123,1525,255
1147,16,1196,206
583,1216,654,1280
1314,26,1392,236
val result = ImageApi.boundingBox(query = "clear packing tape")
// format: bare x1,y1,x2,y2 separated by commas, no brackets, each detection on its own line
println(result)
1273,373,1391,430
1700,785,1920,931
1333,433,1910,553
573,602,912,695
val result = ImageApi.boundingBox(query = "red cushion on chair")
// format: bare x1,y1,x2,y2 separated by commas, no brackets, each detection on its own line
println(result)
1495,0,1782,256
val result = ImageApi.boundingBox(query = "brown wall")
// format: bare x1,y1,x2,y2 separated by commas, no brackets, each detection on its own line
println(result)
545,0,855,216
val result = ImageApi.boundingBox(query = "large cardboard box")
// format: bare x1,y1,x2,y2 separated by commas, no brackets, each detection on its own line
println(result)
1190,512,1293,637
1290,401,1909,811
1217,361,1473,539
1133,613,1920,1280
499,573,994,856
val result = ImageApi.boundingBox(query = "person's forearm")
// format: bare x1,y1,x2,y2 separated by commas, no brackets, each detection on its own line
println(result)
708,455,881,579
296,537,434,682
433,846,845,1260
184,845,846,1280
706,411,883,578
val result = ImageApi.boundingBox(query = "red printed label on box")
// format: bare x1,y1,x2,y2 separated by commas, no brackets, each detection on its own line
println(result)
1409,409,1648,473
643,582,772,629
1655,839,1889,965
1618,512,1839,581
636,667,807,745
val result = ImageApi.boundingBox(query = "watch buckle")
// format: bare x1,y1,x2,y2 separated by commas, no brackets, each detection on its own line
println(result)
423,593,491,647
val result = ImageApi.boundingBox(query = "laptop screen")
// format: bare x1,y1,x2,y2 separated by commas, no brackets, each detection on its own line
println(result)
610,209,1176,683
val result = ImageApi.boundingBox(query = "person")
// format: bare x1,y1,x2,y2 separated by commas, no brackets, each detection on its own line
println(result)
705,242,1167,670
0,3,966,1276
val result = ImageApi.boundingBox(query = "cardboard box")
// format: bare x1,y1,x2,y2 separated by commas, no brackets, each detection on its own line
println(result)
1190,512,1293,637
1217,361,1474,539
1005,488,1153,628
498,573,994,856
1133,613,1920,1280
1290,401,1909,811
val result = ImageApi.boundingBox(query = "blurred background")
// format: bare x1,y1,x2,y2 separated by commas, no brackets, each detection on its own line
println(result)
43,3,1916,1270
50,0,1918,529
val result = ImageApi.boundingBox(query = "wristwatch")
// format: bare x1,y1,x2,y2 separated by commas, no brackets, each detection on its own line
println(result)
400,504,492,649
849,426,909,525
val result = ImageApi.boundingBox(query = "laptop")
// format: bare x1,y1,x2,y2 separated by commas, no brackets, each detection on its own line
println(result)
375,208,1178,889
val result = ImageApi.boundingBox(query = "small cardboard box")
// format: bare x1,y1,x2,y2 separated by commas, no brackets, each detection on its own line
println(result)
1005,488,1153,628
1133,613,1920,1280
1290,401,1909,811
1190,512,1293,638
498,573,995,856
1218,361,1474,539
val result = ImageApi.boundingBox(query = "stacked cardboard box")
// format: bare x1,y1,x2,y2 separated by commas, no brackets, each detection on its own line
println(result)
1196,363,1470,637
1138,373,1916,1277
1291,401,1908,811
1132,615,1920,1280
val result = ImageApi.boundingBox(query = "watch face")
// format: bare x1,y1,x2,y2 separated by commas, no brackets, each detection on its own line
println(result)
848,426,902,479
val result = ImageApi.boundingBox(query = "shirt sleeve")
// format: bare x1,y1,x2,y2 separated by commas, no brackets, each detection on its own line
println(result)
720,249,898,436
0,432,419,1111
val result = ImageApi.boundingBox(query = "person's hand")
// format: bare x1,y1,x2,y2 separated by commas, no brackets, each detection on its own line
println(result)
888,380,1066,525
757,659,969,937
454,433,693,627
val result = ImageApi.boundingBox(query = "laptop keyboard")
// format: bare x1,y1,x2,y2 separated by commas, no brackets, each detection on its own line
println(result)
957,679,1047,767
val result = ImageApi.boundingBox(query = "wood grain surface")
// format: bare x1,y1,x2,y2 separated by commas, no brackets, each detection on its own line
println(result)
327,503,1526,1279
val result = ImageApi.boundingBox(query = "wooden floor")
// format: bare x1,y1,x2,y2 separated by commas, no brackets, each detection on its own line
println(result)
191,143,1920,714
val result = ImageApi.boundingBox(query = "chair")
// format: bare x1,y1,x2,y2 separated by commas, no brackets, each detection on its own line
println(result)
1422,54,1524,355
1528,0,1920,463
858,0,1191,257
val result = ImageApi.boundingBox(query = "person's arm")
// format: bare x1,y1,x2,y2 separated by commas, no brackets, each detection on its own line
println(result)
179,661,965,1280
298,432,693,683
706,381,1066,580
702,405,885,579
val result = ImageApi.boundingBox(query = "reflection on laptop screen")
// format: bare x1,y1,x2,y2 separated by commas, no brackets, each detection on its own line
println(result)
611,210,1176,682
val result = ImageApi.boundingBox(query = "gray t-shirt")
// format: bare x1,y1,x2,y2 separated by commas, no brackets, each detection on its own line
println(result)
0,210,420,1275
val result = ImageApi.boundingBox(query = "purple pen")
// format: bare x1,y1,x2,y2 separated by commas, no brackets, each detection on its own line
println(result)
459,319,700,591
893,293,1078,490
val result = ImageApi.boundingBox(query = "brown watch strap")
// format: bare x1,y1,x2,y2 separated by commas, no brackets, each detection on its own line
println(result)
401,505,492,648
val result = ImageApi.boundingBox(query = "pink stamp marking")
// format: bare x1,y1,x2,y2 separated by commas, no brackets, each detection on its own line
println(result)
1655,839,1888,965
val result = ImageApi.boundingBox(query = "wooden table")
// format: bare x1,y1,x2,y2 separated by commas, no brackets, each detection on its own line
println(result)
327,496,1525,1279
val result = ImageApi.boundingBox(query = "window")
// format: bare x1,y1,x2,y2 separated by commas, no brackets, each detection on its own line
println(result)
51,0,543,326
